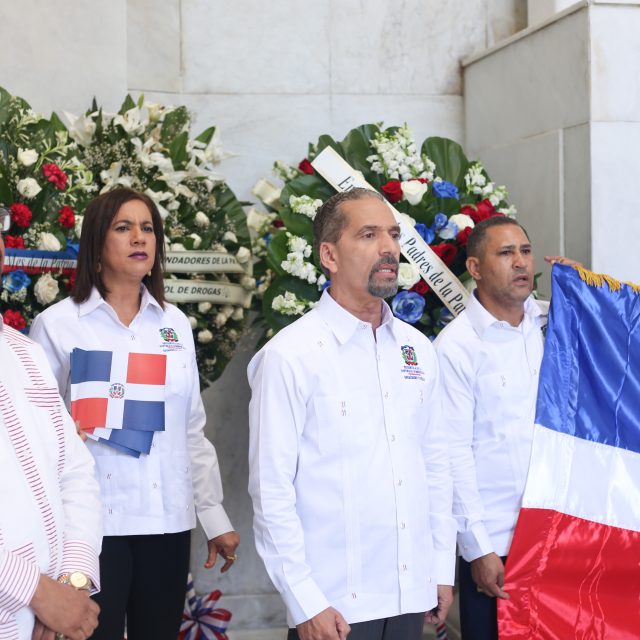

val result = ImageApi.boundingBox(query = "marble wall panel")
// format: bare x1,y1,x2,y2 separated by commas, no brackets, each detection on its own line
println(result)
180,0,331,94
464,7,590,153
473,130,562,298
590,121,640,282
0,0,127,115
329,0,486,96
127,0,182,92
590,4,640,123
563,123,592,269
487,0,528,45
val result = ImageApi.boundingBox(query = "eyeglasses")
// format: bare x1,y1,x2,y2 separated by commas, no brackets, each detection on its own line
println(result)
0,208,10,233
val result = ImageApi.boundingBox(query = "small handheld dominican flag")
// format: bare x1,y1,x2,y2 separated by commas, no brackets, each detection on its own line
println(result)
70,349,167,456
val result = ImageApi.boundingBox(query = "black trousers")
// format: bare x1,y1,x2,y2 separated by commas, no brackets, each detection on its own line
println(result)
89,531,191,640
287,612,424,640
458,556,507,640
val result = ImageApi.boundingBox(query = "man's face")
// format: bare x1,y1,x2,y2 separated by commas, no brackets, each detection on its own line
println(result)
321,197,401,301
467,224,534,309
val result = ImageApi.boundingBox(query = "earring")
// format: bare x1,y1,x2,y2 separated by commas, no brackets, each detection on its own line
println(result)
96,262,101,273
147,270,152,277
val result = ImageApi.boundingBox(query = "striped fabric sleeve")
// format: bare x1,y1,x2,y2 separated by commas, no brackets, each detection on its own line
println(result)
60,540,100,593
0,549,40,622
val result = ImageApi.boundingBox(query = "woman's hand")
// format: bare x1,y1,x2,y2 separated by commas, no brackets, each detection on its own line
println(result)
205,531,240,572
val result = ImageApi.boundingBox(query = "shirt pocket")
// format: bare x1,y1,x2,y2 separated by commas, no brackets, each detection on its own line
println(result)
165,351,193,398
475,371,531,427
313,391,374,454
165,453,193,514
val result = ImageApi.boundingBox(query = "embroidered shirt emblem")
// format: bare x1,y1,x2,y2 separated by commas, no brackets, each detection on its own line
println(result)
159,328,179,342
401,345,418,366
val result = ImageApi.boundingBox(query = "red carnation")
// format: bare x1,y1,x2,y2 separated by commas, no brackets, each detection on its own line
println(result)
431,243,458,266
3,235,25,249
58,205,76,229
381,180,403,203
273,219,284,229
9,203,33,229
2,310,27,331
410,279,430,295
42,163,68,190
456,227,472,247
298,159,315,175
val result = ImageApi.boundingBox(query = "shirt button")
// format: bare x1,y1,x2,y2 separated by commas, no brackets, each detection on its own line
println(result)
384,392,389,399
152,482,158,489
130,335,135,340
391,435,396,442
400,522,406,529
402,564,408,571
398,479,403,486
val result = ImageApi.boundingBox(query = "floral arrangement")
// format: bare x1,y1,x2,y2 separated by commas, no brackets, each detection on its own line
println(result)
250,123,516,340
0,87,253,385
0,87,95,330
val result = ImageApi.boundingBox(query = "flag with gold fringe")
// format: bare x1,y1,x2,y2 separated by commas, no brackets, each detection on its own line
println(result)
498,264,640,639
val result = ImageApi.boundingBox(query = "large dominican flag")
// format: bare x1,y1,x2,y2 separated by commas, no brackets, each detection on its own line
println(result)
499,265,640,639
70,349,167,455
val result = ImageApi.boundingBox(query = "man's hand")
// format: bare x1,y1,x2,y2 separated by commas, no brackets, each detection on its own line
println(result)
471,552,509,599
30,575,99,640
296,607,350,640
544,256,583,268
204,530,240,572
31,619,55,640
425,584,453,625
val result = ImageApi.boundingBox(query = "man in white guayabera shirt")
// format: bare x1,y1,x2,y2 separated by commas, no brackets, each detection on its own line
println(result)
0,207,102,640
248,188,456,640
435,215,543,640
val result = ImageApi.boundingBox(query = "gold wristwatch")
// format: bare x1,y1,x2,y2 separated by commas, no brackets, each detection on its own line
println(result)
57,571,92,591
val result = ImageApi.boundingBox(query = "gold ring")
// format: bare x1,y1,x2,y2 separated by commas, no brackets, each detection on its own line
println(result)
225,554,238,561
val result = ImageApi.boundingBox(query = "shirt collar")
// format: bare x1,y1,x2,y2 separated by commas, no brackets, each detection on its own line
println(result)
316,289,395,345
466,290,541,339
78,285,163,318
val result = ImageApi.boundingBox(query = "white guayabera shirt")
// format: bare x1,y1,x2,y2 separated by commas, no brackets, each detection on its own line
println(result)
435,293,544,561
248,290,456,627
29,286,233,540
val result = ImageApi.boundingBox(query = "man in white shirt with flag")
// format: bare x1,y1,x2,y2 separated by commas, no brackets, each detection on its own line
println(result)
0,206,101,640
248,188,456,640
435,216,551,640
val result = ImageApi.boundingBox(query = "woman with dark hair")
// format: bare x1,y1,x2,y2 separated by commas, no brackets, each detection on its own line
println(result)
30,188,239,640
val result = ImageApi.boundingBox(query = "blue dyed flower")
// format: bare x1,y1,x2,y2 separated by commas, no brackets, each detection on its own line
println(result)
414,223,435,245
391,291,426,324
432,180,459,200
2,270,31,293
432,213,449,232
438,221,458,240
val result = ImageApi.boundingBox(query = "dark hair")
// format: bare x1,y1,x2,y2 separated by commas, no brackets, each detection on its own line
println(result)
72,188,166,306
312,187,384,259
466,216,529,258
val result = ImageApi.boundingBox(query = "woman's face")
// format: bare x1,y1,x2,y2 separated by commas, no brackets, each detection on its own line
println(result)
100,199,156,286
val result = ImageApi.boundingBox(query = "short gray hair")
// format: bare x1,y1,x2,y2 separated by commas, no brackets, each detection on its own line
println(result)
312,187,384,259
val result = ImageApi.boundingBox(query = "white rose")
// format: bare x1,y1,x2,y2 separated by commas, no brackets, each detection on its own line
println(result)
194,211,210,228
397,263,421,289
37,232,62,251
401,180,428,205
188,233,202,249
448,213,475,232
246,206,270,232
197,329,213,344
198,302,212,313
221,305,234,319
223,231,237,243
171,243,186,252
231,307,244,321
241,275,256,291
33,273,59,305
17,178,42,199
251,179,281,207
17,148,38,167
236,247,251,264
188,316,198,329
214,313,227,328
